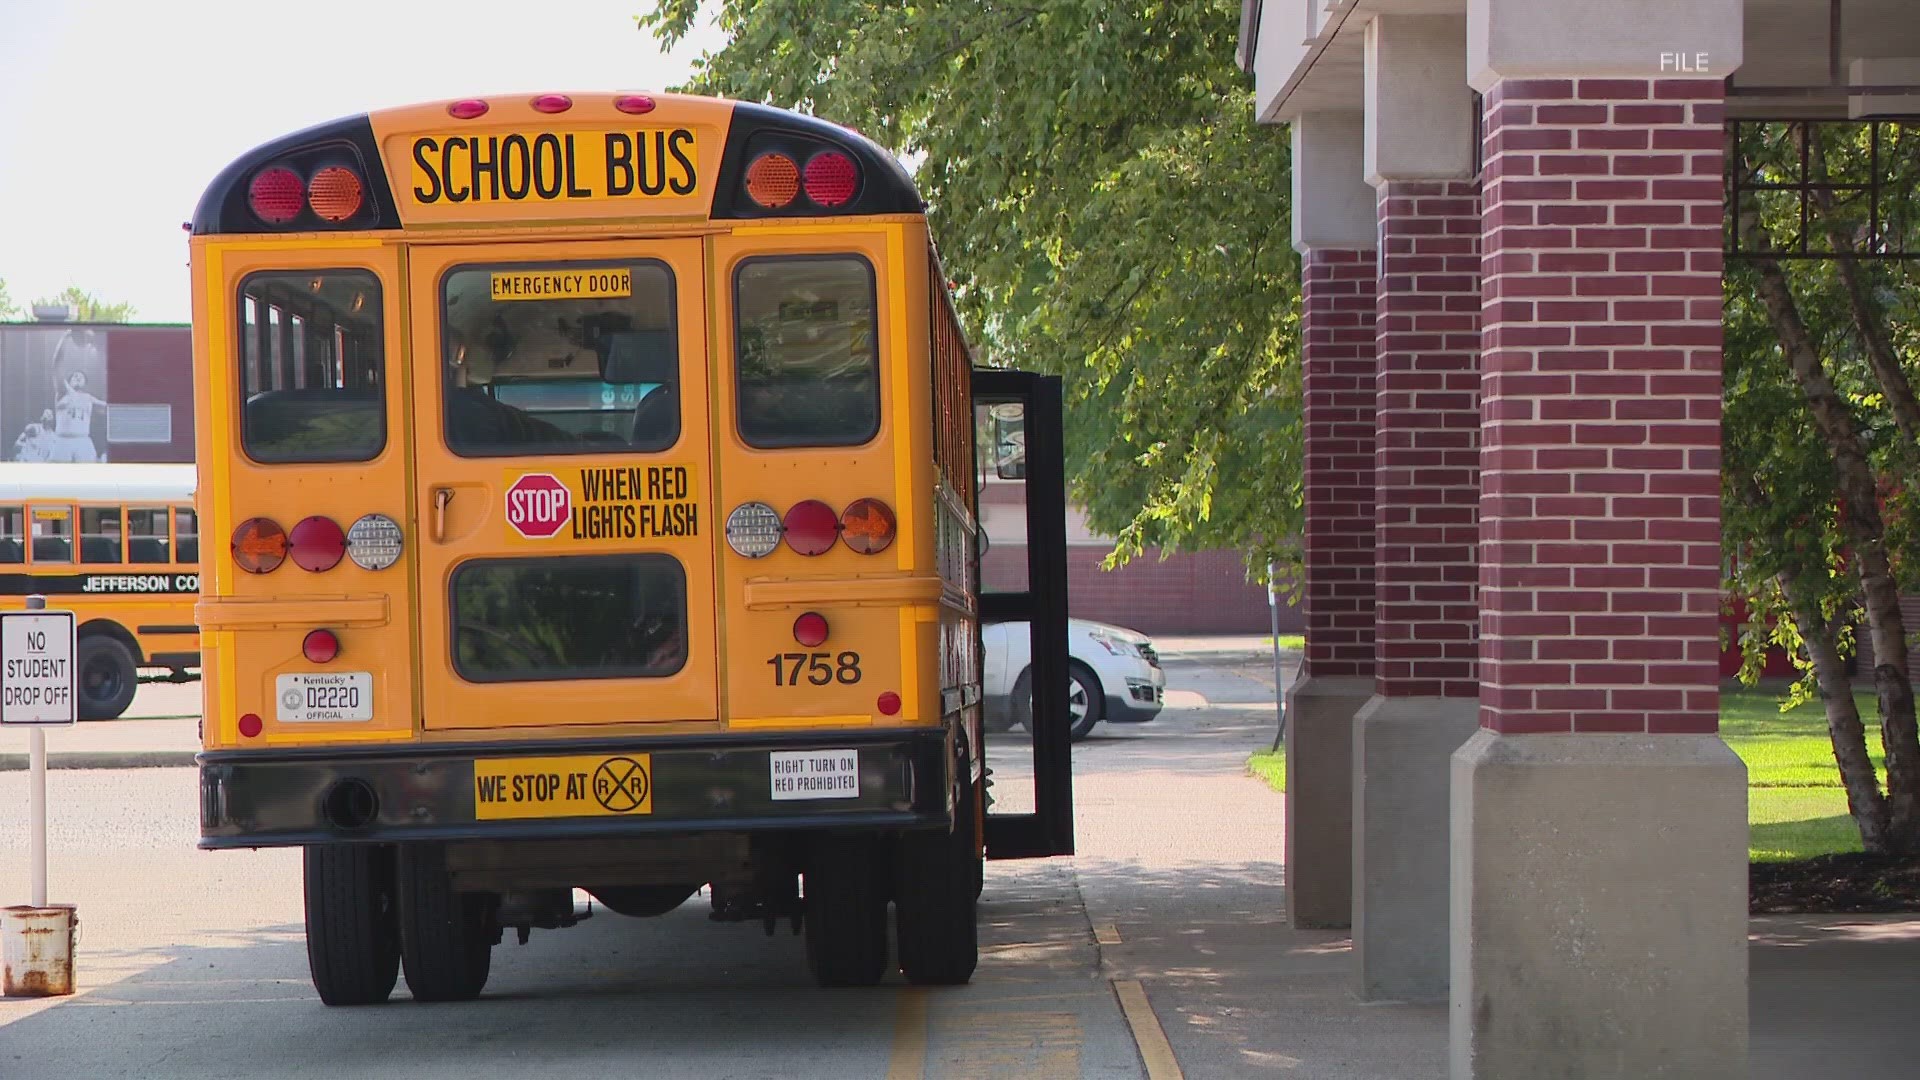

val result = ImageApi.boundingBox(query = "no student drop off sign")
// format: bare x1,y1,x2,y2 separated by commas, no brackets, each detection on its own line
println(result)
2,609,77,726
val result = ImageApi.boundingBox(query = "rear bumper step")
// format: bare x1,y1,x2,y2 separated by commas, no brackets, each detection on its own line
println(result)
198,727,950,849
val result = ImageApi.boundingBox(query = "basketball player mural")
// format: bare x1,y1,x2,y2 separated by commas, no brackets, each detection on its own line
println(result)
8,327,110,463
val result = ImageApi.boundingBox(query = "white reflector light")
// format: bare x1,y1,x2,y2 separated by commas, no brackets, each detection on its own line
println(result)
345,513,404,570
725,502,782,558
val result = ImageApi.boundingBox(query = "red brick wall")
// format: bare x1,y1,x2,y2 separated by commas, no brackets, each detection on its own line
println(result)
1477,77,1724,734
982,543,1293,635
1375,180,1481,698
1302,248,1379,678
105,325,194,463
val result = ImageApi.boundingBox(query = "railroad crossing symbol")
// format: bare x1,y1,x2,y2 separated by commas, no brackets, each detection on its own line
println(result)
505,472,571,539
593,757,649,813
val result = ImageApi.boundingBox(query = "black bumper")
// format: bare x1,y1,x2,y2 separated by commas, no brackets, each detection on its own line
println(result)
198,727,950,849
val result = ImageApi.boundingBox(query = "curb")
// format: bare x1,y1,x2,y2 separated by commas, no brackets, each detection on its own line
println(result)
0,751,200,772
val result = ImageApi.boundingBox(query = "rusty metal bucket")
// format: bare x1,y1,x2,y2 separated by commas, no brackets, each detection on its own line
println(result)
2,904,77,997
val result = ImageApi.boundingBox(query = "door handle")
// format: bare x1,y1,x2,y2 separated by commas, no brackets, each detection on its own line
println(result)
431,487,455,543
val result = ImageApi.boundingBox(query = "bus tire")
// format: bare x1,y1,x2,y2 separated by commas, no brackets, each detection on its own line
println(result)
804,835,888,988
76,635,138,720
302,843,400,1006
396,843,496,1002
894,757,979,985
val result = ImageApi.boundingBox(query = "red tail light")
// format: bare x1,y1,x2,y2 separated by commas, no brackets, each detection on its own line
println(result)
531,93,573,114
876,691,902,716
303,629,340,664
745,153,799,208
307,167,363,222
447,98,489,119
248,168,304,224
802,151,858,207
232,517,288,574
793,612,829,648
289,516,346,572
839,498,896,555
782,500,839,556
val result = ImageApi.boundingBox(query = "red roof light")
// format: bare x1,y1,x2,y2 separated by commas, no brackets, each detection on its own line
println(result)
614,94,657,115
248,168,304,224
531,94,573,114
803,151,858,207
447,99,489,119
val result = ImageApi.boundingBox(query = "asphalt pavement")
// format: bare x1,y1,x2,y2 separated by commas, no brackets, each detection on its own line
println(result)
3,651,1918,1077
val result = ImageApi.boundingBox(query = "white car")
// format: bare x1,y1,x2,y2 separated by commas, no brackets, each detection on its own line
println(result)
981,618,1166,740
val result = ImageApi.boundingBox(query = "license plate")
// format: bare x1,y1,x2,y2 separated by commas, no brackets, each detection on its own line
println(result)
275,672,374,723
769,749,860,801
474,754,653,820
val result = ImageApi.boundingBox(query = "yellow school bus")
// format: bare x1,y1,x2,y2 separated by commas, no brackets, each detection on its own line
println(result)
0,462,200,719
190,92,1073,1005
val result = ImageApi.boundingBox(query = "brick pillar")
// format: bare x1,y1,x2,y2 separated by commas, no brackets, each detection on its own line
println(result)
1375,181,1481,700
1450,74,1746,1078
1302,248,1379,681
1284,246,1377,929
1351,177,1482,1000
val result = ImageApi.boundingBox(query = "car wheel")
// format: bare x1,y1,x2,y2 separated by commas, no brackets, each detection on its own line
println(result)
1013,662,1105,741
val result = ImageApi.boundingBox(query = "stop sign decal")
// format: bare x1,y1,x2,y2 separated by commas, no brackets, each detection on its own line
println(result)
505,473,572,539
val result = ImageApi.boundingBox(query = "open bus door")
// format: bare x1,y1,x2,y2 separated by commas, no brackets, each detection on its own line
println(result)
971,369,1073,859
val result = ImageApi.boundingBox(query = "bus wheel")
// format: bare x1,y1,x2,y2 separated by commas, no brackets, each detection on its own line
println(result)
396,843,496,1002
76,636,138,720
804,835,888,987
894,757,980,985
303,844,400,1006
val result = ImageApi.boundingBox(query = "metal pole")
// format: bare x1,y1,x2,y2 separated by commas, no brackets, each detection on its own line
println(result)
1268,560,1286,752
26,594,47,907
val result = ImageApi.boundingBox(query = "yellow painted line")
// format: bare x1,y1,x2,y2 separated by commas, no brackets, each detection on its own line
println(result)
1113,980,1184,1080
1094,923,1122,945
727,714,871,730
885,987,929,1080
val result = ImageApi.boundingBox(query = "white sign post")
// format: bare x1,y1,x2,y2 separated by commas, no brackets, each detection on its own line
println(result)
3,596,77,907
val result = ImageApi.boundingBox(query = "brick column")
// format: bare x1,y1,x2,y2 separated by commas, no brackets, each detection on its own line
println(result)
1285,246,1377,929
1374,181,1481,698
1450,71,1746,1079
1302,248,1380,681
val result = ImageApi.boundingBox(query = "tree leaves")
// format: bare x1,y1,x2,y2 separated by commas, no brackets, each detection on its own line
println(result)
641,0,1300,577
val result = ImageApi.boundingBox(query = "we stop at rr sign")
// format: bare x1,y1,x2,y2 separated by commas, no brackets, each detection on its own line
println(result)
2,609,77,726
506,473,572,539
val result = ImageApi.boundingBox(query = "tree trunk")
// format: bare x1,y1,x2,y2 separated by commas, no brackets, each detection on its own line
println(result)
1777,571,1893,853
1736,203,1920,852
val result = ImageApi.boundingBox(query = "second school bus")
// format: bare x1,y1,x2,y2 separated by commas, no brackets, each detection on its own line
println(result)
190,91,1073,1004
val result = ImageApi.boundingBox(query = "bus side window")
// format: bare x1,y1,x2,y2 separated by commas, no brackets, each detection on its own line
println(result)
129,507,171,564
81,507,125,563
0,507,23,564
30,507,73,564
174,507,199,565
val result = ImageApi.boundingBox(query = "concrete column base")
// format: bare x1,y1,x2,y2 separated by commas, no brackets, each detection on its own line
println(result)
1284,674,1372,929
1450,729,1749,1079
1353,694,1479,1001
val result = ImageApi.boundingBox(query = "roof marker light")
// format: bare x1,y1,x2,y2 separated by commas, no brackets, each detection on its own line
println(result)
531,94,573,114
448,99,489,119
248,168,304,224
614,94,657,115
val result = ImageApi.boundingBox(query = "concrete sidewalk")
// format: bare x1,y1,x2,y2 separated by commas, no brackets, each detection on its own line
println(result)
0,682,200,771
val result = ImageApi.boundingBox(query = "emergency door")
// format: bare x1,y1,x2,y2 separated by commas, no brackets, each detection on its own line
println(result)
973,369,1073,859
408,240,718,730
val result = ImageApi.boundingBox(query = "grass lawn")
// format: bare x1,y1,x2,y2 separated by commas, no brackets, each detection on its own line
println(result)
1245,684,1879,862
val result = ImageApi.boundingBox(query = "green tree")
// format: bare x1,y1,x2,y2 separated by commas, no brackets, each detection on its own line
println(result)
1726,120,1920,853
0,278,19,320
32,285,135,323
641,0,1301,577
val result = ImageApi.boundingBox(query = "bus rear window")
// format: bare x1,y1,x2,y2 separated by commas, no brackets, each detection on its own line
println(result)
441,261,681,457
451,555,687,682
734,256,881,448
238,270,385,463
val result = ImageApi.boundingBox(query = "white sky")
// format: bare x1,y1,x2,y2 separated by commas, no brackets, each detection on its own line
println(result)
0,0,725,323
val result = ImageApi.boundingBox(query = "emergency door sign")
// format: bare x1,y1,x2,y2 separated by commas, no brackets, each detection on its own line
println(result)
1,610,77,726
